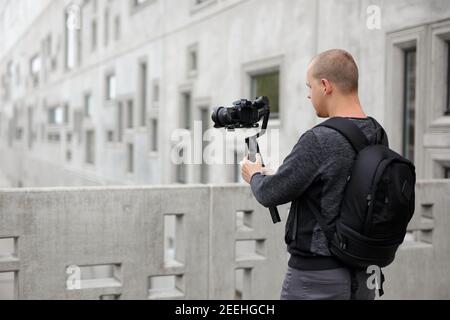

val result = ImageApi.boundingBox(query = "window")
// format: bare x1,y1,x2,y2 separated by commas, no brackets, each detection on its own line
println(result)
127,143,134,173
30,55,41,87
1,75,10,101
187,45,198,76
106,73,116,101
127,100,134,129
86,130,95,165
191,0,216,12
133,0,148,8
77,20,82,65
7,61,13,78
233,151,242,183
104,8,109,47
446,41,450,115
74,110,83,144
117,102,124,142
48,133,59,143
200,108,209,183
64,104,70,124
182,92,191,130
150,118,158,152
251,71,280,118
48,106,64,125
106,130,114,142
84,93,93,118
445,167,450,179
153,81,159,105
403,49,417,162
15,128,23,141
66,150,72,162
176,148,187,184
114,16,121,41
15,64,20,86
139,61,148,126
47,35,52,67
27,107,33,149
42,34,52,81
64,10,80,70
91,19,98,51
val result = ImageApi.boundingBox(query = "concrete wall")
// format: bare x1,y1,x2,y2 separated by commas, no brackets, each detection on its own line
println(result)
0,184,288,299
0,182,449,300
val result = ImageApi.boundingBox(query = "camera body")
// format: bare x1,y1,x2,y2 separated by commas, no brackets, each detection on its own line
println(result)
211,96,269,130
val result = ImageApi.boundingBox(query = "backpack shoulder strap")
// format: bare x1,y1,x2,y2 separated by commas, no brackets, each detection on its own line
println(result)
316,117,369,153
368,116,389,147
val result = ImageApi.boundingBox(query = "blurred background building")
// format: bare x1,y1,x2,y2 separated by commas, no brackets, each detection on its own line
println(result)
1,0,450,188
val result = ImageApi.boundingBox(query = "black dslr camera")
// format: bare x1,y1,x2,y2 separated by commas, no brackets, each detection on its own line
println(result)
211,96,269,130
211,96,281,224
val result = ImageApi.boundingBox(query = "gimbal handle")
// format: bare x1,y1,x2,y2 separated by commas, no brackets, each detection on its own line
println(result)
245,136,281,224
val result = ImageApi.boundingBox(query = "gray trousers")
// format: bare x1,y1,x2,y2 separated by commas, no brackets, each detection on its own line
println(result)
280,266,376,300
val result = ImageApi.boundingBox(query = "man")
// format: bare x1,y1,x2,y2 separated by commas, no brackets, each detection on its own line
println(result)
241,49,384,300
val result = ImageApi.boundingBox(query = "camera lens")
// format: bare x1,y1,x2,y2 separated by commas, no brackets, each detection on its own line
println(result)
211,107,231,128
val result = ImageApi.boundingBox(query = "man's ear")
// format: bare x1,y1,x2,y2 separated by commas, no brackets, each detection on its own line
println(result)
321,79,333,95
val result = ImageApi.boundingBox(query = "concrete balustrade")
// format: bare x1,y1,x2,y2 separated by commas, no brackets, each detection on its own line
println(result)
0,182,449,299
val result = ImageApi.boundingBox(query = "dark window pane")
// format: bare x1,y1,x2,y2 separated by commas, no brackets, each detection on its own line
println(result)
233,151,240,183
182,92,191,130
127,143,134,173
403,49,416,163
140,62,147,126
176,149,186,184
86,130,95,165
445,167,450,179
127,100,134,129
91,20,97,51
189,50,197,72
104,8,109,47
117,102,123,142
251,71,279,118
446,41,450,115
114,16,121,41
200,108,209,183
84,94,92,118
151,119,158,152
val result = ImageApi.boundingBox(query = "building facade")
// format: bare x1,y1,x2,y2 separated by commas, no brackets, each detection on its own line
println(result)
1,0,450,187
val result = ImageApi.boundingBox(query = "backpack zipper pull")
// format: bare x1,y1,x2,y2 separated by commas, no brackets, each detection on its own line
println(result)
367,194,372,206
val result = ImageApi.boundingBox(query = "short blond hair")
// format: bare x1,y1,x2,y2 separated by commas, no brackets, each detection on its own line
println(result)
311,49,359,94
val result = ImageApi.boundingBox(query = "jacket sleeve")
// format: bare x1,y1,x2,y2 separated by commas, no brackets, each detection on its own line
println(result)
250,130,323,208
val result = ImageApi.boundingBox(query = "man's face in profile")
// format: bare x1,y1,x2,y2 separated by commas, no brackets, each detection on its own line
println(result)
306,63,328,118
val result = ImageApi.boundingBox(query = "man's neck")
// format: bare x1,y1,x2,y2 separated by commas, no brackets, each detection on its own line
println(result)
327,94,366,118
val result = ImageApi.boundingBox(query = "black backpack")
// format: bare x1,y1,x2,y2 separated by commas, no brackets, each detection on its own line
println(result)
315,117,416,292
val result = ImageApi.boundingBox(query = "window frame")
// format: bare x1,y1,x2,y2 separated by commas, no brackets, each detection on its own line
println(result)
402,48,417,162
250,70,280,120
385,26,426,172
105,72,116,101
241,55,284,128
